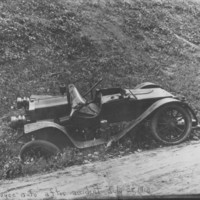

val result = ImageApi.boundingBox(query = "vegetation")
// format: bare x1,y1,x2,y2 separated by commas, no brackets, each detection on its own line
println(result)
1,0,200,179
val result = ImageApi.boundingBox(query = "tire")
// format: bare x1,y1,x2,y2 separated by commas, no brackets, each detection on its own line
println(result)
20,140,60,163
151,104,192,145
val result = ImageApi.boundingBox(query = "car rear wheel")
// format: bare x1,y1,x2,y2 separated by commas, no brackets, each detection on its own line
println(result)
20,140,60,163
151,104,192,145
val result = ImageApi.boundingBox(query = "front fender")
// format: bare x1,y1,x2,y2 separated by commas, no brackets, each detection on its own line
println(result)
18,121,79,148
19,121,108,149
24,121,66,135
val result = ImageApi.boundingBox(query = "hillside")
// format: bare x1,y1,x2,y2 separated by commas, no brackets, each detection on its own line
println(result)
1,0,200,115
1,0,200,181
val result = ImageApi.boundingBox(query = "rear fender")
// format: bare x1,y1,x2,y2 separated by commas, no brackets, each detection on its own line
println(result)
147,100,197,121
134,82,162,89
111,98,192,142
17,121,78,148
183,104,198,127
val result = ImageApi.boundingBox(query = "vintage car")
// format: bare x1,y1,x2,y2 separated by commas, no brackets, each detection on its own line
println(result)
10,80,199,161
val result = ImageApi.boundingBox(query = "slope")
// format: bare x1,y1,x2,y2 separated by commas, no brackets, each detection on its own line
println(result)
1,0,200,179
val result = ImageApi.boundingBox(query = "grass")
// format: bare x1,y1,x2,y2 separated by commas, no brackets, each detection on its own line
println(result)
1,0,200,179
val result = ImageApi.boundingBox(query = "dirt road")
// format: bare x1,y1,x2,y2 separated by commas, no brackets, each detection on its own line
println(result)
0,140,200,199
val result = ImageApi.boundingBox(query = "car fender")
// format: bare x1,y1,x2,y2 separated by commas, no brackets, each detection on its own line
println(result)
19,121,109,149
134,82,162,89
18,121,80,148
183,103,198,127
111,97,192,142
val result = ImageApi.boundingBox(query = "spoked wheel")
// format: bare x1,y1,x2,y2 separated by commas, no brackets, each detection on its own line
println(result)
20,140,60,164
151,104,192,145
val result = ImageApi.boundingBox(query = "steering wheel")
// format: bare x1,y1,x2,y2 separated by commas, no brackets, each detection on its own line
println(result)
83,78,103,98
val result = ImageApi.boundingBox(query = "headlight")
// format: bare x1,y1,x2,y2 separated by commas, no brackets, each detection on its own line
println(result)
17,97,30,109
10,115,26,128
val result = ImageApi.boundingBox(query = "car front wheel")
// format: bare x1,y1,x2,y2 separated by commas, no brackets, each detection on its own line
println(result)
20,140,60,163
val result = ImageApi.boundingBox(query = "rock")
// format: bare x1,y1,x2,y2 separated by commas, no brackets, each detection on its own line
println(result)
94,152,99,156
84,160,90,164
92,155,98,159
194,131,200,137
137,149,142,152
125,148,130,152
192,135,199,141
88,154,92,157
